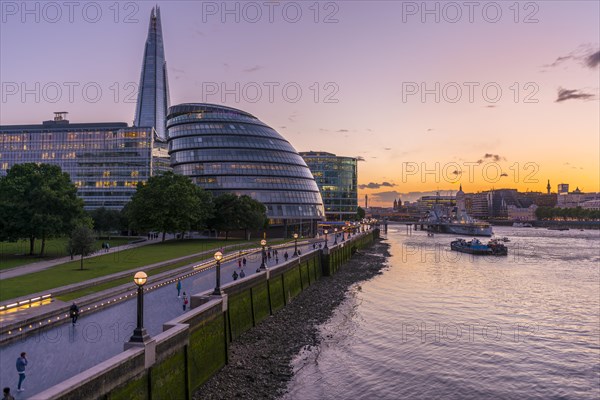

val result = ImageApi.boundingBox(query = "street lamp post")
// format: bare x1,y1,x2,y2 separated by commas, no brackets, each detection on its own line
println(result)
260,239,267,269
293,233,298,257
334,228,338,245
324,230,329,249
213,251,223,295
129,271,150,343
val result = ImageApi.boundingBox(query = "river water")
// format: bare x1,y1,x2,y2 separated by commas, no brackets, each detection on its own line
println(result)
285,225,600,400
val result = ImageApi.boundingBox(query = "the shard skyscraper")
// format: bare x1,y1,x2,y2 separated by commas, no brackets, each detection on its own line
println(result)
134,6,170,140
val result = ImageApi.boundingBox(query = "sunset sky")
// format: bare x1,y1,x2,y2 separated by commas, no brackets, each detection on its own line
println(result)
1,1,598,206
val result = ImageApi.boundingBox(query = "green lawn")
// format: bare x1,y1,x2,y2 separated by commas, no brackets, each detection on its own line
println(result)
0,237,134,270
0,239,266,302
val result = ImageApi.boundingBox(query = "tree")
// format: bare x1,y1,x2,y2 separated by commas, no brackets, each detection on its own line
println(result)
0,163,84,256
238,195,268,240
356,206,366,220
68,224,96,270
89,207,121,238
209,193,241,240
127,172,213,241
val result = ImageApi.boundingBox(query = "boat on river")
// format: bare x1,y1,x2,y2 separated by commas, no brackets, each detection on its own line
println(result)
451,238,508,256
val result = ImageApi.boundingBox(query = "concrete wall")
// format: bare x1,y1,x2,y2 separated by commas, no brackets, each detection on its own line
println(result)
33,230,378,400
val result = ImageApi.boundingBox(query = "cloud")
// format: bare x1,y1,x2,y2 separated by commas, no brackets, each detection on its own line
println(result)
319,128,329,132
555,87,595,102
483,153,506,162
544,45,600,70
384,147,392,151
359,182,396,190
585,51,600,68
243,65,264,73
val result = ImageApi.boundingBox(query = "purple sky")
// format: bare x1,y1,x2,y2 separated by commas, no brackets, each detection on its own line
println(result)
1,1,598,204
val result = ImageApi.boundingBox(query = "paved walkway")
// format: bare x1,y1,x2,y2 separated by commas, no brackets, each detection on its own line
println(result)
0,233,358,398
0,234,175,280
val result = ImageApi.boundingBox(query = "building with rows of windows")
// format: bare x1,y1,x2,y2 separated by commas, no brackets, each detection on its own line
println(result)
299,151,358,221
167,103,325,236
0,112,169,210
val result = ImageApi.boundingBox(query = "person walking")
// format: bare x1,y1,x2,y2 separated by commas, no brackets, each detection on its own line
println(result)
69,302,80,325
284,251,289,261
106,242,110,253
238,259,242,268
232,270,239,281
275,255,279,264
16,353,27,392
239,270,245,278
3,387,15,400
242,257,247,267
176,280,182,298
182,293,188,311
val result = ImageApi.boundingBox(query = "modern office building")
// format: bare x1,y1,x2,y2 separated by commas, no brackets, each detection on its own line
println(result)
167,104,325,236
0,112,169,210
299,152,358,221
134,6,170,141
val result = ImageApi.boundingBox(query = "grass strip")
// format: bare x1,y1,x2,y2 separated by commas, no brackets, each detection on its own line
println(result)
0,239,253,301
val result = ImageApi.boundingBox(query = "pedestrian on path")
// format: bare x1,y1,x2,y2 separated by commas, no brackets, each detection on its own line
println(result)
176,280,182,298
240,270,245,278
232,270,239,280
105,242,110,253
16,352,27,392
238,259,242,268
3,387,15,400
69,302,80,325
284,251,289,261
275,256,279,264
182,293,188,311
242,257,247,267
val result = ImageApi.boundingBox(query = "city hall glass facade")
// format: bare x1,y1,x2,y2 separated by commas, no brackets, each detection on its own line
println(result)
167,104,324,235
0,113,170,210
300,151,358,221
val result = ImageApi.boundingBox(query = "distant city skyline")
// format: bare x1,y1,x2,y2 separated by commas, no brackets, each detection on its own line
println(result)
1,1,598,205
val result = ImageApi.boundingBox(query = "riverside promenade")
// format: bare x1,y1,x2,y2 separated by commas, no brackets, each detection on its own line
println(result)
0,234,343,398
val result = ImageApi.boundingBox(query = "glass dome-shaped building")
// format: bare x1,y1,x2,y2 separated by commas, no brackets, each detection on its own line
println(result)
167,103,324,235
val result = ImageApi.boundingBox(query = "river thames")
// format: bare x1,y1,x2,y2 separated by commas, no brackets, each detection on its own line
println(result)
285,225,600,400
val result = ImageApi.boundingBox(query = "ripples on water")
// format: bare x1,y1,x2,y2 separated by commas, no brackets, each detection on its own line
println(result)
285,226,600,400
